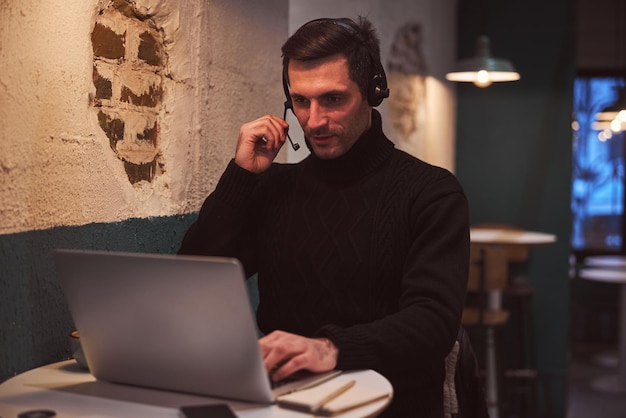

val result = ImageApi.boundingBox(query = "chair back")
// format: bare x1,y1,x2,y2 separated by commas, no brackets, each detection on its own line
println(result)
463,244,512,327
467,244,510,292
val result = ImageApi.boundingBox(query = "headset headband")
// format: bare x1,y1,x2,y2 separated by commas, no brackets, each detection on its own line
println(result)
283,18,389,108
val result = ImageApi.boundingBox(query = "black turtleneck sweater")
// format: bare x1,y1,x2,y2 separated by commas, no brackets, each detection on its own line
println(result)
179,111,469,417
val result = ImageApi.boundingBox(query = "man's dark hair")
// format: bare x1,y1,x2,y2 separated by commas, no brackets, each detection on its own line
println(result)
281,16,383,103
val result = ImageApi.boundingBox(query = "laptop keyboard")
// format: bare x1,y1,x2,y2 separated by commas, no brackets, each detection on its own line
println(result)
270,369,314,389
271,375,299,389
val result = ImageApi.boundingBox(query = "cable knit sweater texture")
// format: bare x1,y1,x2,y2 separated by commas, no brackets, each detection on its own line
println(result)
179,111,470,417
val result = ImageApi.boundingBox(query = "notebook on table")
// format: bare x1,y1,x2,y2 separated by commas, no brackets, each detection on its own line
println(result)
53,249,340,403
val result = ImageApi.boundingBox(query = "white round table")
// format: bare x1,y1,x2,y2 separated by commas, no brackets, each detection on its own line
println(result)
580,256,626,367
579,264,626,393
584,255,626,268
0,361,392,418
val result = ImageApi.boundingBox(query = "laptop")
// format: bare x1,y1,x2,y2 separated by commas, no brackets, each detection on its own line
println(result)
53,249,340,403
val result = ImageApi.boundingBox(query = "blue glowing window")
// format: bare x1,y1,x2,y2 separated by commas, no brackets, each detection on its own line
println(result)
571,76,626,253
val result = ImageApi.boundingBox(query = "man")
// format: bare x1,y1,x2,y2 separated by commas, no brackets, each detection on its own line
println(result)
179,16,469,417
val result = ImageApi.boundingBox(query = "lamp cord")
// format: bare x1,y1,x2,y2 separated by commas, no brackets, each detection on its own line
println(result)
479,0,488,36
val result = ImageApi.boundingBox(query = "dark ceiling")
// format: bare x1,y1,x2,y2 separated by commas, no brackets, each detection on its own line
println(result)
577,0,626,73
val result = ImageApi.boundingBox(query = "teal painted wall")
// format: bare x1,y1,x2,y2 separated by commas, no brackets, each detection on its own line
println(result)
454,1,575,416
0,215,196,382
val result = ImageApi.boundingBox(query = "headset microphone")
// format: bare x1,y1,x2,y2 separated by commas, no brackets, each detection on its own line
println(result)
283,98,300,151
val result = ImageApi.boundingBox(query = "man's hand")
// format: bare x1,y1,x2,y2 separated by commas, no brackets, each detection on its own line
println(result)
235,114,289,174
259,330,339,382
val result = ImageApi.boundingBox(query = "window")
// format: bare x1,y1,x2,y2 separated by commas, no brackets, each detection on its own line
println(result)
572,75,626,254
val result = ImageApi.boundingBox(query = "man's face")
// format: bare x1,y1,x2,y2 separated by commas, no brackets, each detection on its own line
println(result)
287,54,372,160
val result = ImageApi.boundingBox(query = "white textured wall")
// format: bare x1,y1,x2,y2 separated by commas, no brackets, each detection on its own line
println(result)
0,0,287,234
288,0,457,171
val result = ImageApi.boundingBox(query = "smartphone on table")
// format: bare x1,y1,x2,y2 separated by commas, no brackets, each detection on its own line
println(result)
179,404,238,418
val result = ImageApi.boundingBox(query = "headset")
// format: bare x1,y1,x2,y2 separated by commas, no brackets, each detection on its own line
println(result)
282,18,390,151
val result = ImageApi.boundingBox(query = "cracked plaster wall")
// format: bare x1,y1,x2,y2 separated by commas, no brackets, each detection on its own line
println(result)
0,0,287,235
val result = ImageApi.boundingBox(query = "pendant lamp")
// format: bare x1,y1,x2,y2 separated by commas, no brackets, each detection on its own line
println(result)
446,35,520,88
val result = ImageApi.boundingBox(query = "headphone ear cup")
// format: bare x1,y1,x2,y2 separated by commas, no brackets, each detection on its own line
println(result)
368,72,390,107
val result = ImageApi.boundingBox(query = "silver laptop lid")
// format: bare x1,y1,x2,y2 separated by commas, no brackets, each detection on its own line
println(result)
54,249,274,403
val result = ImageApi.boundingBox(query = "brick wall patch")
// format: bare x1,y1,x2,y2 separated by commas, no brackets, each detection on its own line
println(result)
90,0,168,184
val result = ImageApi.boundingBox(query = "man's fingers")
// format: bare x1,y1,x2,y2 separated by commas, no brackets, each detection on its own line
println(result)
259,331,338,382
269,355,306,382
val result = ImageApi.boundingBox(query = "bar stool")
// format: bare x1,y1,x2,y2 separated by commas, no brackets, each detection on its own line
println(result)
502,245,538,418
471,224,539,418
462,243,510,418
